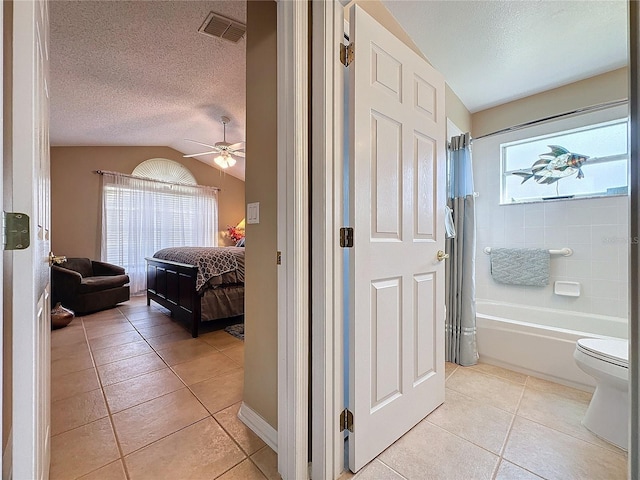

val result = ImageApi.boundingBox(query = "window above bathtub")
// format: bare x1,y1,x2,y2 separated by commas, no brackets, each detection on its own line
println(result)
500,109,628,205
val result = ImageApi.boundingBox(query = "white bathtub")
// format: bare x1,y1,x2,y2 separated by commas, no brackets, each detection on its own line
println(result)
476,300,628,391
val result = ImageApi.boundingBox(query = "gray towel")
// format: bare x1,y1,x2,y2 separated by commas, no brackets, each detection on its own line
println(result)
490,248,550,286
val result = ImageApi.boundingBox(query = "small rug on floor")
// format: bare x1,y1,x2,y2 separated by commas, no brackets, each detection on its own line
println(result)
224,323,244,340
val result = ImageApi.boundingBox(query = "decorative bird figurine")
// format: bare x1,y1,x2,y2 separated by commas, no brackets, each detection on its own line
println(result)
512,145,588,185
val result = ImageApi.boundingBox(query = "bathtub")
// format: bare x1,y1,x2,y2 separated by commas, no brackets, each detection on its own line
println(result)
476,300,628,391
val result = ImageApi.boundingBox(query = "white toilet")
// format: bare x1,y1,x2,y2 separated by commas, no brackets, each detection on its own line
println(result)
573,338,628,450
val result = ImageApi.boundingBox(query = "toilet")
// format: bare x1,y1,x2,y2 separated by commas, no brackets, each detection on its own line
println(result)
573,338,628,450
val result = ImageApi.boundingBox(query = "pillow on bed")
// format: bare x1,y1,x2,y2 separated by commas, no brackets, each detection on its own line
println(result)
235,237,245,247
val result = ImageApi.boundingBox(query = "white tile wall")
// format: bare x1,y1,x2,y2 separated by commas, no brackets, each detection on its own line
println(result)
473,145,629,321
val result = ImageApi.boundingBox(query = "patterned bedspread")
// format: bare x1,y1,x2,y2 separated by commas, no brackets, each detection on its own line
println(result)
152,247,245,292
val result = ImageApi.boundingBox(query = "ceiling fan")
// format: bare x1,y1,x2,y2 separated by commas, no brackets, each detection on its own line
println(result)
183,116,245,169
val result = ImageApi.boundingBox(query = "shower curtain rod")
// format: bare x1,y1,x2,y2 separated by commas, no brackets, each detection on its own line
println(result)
94,170,221,191
472,98,628,141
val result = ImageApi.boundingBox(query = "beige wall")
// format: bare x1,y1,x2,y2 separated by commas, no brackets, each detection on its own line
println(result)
471,68,628,138
50,146,245,259
346,0,472,133
243,0,278,429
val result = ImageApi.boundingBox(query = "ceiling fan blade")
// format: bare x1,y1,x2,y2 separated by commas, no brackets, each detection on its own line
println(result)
228,142,245,151
184,139,219,149
231,151,245,158
183,150,219,158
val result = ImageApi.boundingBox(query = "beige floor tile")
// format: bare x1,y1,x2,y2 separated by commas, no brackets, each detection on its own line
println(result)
82,309,126,321
144,330,196,349
465,362,528,385
494,460,543,480
426,388,513,454
526,376,593,402
157,339,218,366
200,330,243,351
444,362,458,380
353,460,404,479
251,446,280,480
112,388,209,454
88,330,144,350
137,322,187,339
446,367,524,413
191,369,244,414
97,352,167,386
222,344,244,366
85,322,135,339
51,349,94,378
217,459,267,480
83,317,130,329
51,367,100,402
92,340,154,366
379,421,498,480
50,418,120,480
125,417,245,480
126,310,170,322
51,388,109,436
51,326,87,347
129,317,174,330
503,417,627,480
103,368,184,413
214,403,266,455
517,384,619,452
172,351,241,385
51,340,89,362
77,460,127,480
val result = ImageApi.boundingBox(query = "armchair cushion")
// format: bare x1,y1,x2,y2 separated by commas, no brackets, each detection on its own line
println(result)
52,257,130,315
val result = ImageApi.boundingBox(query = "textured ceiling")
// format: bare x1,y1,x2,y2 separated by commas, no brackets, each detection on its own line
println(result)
382,0,628,113
50,1,247,180
51,1,628,181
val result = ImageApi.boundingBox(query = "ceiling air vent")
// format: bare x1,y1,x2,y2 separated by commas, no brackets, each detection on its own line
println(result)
198,12,246,43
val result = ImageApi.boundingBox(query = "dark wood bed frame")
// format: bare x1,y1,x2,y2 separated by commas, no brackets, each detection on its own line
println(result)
145,257,202,337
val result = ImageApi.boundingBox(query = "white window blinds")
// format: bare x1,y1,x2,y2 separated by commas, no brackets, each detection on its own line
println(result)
101,171,218,294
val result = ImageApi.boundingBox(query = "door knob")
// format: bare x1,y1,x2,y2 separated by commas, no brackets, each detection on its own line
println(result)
49,252,67,267
437,250,449,262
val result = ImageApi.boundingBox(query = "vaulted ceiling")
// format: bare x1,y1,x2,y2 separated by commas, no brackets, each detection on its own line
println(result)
50,1,628,181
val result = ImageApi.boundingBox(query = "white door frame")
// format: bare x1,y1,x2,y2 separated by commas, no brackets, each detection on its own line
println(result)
310,0,349,478
310,1,346,479
277,1,310,479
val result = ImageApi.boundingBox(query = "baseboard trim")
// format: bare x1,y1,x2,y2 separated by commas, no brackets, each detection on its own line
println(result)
238,402,278,453
3,427,12,480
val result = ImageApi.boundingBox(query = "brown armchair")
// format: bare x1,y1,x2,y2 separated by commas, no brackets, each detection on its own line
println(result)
51,258,130,315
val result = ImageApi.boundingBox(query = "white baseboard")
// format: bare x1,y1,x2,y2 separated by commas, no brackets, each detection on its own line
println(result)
238,402,278,453
3,427,12,480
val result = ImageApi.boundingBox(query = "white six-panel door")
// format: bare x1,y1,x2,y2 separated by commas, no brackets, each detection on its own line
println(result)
348,5,446,472
12,1,51,478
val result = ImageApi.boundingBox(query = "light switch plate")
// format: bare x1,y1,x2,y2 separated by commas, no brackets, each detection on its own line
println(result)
247,202,260,224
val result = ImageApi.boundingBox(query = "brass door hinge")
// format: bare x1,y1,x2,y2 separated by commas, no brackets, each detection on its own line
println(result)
3,212,30,250
340,408,354,433
340,42,354,67
340,227,354,248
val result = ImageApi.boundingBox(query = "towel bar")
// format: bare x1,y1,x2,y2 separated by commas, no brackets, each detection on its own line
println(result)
483,247,573,257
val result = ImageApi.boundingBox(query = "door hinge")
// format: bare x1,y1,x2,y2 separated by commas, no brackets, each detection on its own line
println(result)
340,42,354,67
3,212,30,250
340,408,354,433
339,227,354,248
276,251,282,265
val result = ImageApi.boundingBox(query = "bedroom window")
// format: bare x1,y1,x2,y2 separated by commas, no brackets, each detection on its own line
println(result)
500,115,628,204
101,161,218,294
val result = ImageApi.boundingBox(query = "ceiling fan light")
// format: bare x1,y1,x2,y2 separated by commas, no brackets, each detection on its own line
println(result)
214,155,228,168
227,156,237,167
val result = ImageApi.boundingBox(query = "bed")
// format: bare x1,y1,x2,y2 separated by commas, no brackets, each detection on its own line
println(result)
145,246,244,337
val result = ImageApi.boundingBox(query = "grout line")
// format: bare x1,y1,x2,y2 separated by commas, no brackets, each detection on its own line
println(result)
376,458,409,479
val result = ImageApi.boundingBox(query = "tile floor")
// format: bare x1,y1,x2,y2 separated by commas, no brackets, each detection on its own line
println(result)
50,296,275,480
52,297,628,480
348,362,629,480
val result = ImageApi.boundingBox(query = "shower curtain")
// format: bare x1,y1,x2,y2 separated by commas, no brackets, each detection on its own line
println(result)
445,133,478,366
